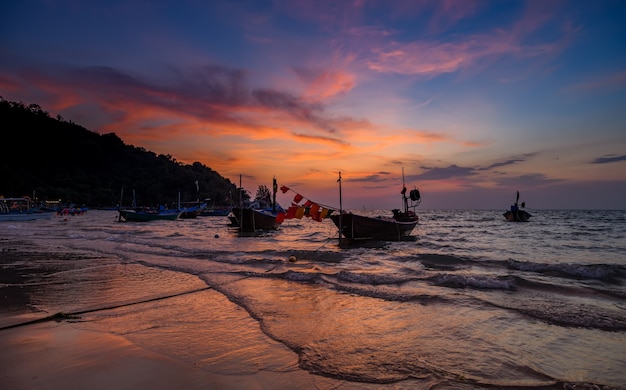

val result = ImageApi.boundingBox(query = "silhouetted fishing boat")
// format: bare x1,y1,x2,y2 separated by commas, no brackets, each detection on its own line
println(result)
230,177,285,231
330,170,420,242
503,191,531,222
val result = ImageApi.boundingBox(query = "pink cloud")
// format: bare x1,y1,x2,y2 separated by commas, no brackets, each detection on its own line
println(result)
292,67,356,99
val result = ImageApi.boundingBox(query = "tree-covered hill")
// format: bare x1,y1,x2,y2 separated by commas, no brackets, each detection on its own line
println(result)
0,97,240,207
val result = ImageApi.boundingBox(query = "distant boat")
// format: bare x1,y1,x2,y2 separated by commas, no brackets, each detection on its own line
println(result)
230,176,286,231
117,188,185,222
118,208,184,222
503,191,531,222
0,198,55,221
179,202,207,219
330,170,420,242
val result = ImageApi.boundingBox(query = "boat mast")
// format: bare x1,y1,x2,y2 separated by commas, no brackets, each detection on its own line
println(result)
272,176,277,212
118,187,124,222
338,171,343,242
402,167,408,214
239,174,243,230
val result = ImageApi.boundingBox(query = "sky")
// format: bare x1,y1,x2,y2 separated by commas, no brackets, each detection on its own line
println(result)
1,0,625,210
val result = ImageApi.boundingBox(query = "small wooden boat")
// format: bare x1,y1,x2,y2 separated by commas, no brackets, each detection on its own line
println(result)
230,207,285,231
230,176,285,231
330,211,418,241
0,198,55,221
330,170,420,242
503,191,531,222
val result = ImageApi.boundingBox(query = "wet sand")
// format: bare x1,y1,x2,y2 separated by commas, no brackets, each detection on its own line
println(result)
0,322,255,390
0,246,376,390
0,248,242,389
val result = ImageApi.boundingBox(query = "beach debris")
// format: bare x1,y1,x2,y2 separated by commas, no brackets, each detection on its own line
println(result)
52,312,80,322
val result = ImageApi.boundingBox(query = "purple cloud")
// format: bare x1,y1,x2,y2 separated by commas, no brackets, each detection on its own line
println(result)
412,165,476,180
590,155,626,164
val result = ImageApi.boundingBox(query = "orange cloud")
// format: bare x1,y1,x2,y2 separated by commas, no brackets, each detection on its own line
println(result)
293,67,356,99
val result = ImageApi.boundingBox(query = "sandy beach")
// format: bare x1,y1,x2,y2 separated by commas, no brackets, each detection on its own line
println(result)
0,247,247,390
0,322,249,390
0,245,382,390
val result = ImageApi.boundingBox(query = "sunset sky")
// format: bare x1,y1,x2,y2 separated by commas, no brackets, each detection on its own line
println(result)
1,0,625,209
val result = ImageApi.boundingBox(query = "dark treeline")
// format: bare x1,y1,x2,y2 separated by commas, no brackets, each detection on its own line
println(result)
0,97,242,207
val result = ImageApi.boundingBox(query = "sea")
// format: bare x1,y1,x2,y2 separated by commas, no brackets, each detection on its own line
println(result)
1,209,625,389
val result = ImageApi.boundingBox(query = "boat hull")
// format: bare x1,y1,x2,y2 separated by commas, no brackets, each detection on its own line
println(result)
231,208,283,231
503,210,531,222
179,203,207,219
330,213,418,241
0,212,54,221
118,209,182,222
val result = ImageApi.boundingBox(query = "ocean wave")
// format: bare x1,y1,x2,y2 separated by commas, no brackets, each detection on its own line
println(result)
497,299,626,331
336,270,412,285
431,273,517,290
322,276,448,304
417,253,469,270
507,259,625,282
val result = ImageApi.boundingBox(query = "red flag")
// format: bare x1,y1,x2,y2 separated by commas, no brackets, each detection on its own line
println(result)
280,185,290,194
309,203,320,221
286,206,297,219
293,194,303,203
275,212,286,223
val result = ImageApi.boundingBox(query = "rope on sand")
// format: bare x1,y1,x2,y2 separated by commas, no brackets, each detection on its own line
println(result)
0,286,212,331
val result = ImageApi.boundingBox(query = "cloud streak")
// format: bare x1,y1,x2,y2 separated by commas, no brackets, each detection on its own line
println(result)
590,155,626,164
